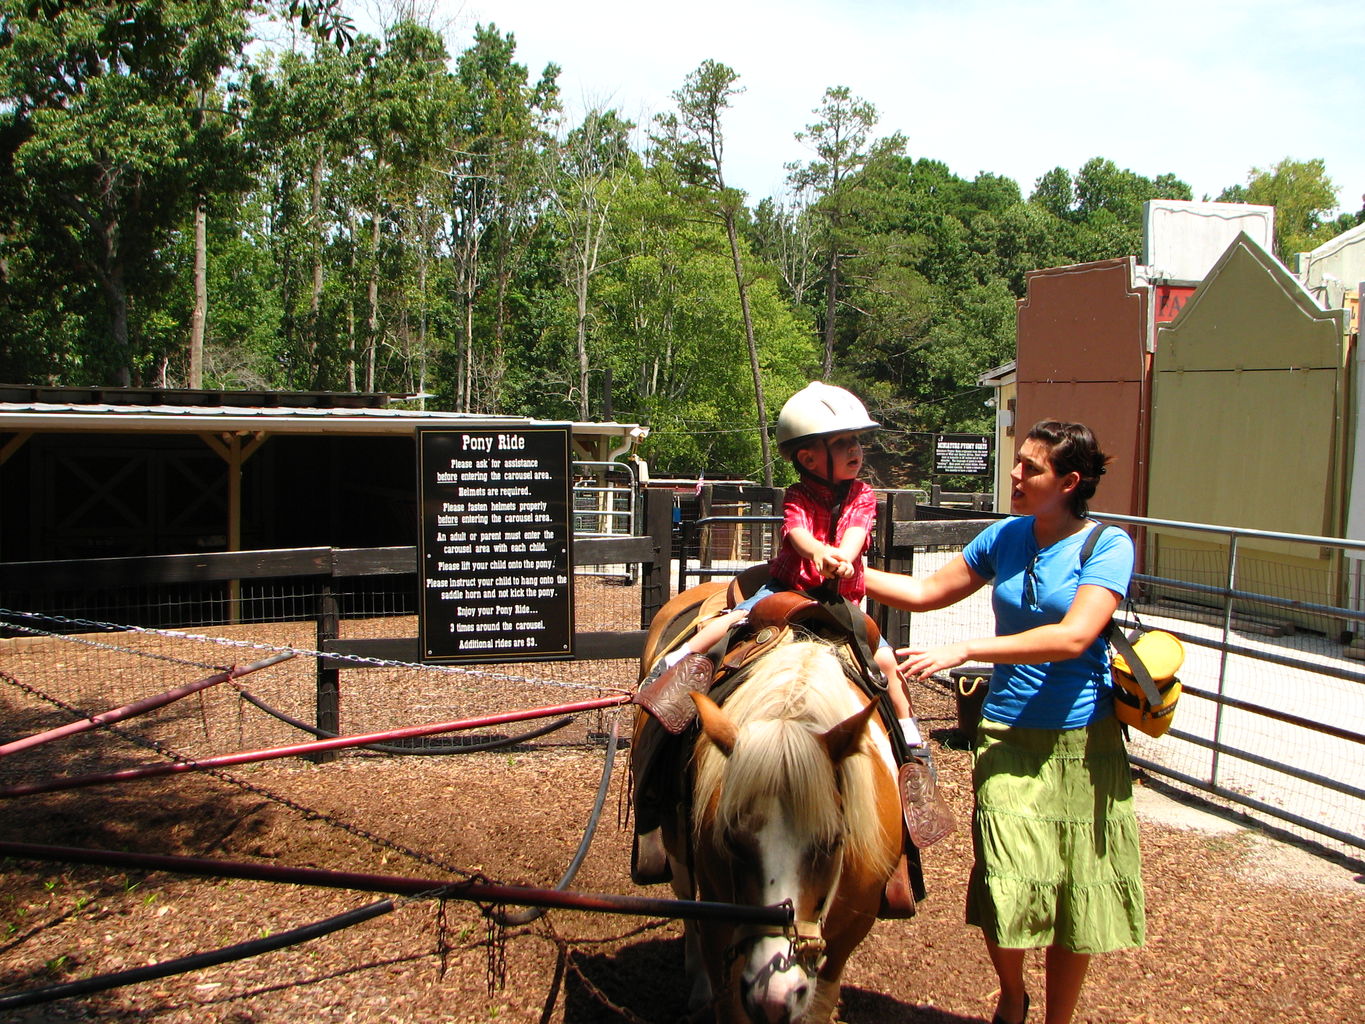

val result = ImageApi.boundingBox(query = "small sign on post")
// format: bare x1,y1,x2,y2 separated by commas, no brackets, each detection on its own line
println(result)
933,433,992,477
417,424,574,663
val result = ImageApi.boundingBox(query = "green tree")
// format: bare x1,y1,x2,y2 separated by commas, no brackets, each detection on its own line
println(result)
1225,157,1340,263
359,22,459,395
244,34,365,389
447,24,559,412
0,0,254,385
547,107,634,420
592,170,815,478
787,86,903,378
652,60,777,484
1070,157,1191,258
1030,166,1074,219
750,194,819,312
1026,159,1190,266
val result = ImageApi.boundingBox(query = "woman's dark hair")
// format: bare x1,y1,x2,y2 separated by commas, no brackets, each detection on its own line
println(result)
1026,420,1111,518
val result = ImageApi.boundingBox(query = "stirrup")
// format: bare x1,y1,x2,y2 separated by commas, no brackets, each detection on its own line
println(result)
632,652,714,734
631,827,672,885
878,851,917,918
897,758,956,849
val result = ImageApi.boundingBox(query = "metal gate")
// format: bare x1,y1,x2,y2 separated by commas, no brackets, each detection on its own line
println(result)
573,460,637,579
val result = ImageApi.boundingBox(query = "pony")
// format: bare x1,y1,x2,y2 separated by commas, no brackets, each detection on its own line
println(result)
638,591,903,1024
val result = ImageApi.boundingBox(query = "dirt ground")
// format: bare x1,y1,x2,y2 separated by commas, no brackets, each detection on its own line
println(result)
1,593,1363,1024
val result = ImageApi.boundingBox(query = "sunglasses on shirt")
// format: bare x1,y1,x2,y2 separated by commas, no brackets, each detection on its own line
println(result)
1023,552,1041,608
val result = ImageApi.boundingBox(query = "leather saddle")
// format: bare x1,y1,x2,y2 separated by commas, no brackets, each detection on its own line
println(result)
629,571,924,914
634,573,887,736
630,572,886,862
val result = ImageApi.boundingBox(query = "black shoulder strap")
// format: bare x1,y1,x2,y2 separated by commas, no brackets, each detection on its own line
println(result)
1079,524,1165,710
1108,625,1165,710
1078,520,1109,567
1078,520,1118,641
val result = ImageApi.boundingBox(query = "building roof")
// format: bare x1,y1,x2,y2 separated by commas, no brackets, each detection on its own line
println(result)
0,386,649,448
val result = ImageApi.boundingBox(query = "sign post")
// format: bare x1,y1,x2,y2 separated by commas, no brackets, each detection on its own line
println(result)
417,424,574,662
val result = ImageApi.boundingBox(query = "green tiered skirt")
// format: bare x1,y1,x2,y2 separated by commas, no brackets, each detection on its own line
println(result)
966,716,1145,953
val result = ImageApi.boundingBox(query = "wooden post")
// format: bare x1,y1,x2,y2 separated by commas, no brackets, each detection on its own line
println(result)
640,488,673,626
313,577,341,764
697,484,713,575
749,486,783,563
873,490,919,650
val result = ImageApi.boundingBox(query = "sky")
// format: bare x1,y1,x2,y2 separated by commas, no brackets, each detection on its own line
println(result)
354,0,1365,220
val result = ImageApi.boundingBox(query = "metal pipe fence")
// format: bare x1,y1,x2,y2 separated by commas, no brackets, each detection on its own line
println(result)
4,487,1360,857
889,510,1365,858
671,494,1364,857
1093,513,1365,855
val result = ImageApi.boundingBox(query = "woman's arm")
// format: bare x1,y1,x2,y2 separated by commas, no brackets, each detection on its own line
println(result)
836,524,869,570
896,582,1122,680
863,555,986,612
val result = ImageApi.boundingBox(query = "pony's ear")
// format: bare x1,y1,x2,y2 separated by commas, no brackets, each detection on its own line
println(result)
692,691,738,755
820,698,878,765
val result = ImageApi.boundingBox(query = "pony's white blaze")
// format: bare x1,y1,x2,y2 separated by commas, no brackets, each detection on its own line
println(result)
741,809,819,1023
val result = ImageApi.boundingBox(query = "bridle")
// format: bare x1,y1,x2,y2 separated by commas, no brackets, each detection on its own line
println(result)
720,834,845,978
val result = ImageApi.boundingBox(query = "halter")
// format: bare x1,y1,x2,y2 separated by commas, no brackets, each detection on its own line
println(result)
720,833,845,977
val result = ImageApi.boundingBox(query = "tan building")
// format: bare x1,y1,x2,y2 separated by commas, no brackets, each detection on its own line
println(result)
1147,233,1351,615
982,203,1362,620
1297,219,1365,333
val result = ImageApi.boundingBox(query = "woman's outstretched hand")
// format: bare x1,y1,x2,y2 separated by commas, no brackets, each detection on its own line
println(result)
896,642,971,682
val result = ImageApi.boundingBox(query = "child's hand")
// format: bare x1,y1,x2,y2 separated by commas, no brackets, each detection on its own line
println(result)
815,547,852,579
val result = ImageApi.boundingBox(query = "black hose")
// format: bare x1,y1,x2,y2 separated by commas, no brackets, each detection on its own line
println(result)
0,898,396,1010
490,712,621,927
235,687,573,754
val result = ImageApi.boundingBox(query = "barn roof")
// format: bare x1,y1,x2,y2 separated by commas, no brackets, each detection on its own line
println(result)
0,386,649,452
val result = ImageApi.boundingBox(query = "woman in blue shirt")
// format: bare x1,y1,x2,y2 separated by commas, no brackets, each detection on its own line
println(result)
864,421,1141,1024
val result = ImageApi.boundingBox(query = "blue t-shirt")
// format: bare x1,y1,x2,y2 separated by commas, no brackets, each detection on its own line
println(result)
962,517,1134,729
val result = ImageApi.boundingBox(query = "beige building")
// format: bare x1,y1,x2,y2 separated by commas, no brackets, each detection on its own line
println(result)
1147,233,1352,612
1297,219,1365,333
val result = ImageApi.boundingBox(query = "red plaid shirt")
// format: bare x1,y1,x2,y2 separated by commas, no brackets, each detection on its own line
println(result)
768,478,876,600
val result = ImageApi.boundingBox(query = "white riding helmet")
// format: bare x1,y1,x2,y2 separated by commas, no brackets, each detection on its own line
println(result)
775,382,880,456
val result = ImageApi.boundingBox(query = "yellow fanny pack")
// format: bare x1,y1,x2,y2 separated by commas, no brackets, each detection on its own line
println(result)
1079,523,1185,739
1108,627,1183,738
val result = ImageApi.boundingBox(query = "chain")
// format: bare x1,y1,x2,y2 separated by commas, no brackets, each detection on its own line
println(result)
435,899,453,978
2,608,648,1006
535,916,670,1024
0,608,623,695
482,902,508,995
0,669,474,879
0,615,227,672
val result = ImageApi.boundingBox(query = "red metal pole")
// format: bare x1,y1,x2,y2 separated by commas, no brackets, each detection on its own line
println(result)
0,652,296,759
0,693,632,798
0,841,791,927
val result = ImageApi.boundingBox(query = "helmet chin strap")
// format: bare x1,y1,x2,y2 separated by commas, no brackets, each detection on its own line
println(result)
796,437,845,490
795,438,852,516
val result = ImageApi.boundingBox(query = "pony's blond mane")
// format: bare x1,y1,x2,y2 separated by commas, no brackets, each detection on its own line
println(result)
692,637,890,869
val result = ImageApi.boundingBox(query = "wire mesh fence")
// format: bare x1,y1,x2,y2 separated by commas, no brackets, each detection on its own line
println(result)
0,574,644,806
